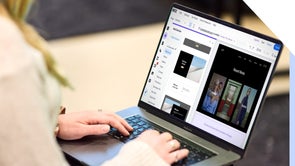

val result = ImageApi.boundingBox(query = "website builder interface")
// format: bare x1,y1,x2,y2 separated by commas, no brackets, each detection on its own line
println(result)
140,7,281,149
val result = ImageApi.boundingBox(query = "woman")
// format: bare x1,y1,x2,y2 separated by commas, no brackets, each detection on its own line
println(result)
0,0,188,165
202,79,221,114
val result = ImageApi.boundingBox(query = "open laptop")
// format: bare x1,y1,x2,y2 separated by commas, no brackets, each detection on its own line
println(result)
59,3,283,166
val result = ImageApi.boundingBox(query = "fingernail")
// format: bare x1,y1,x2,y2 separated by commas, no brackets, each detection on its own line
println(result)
125,131,130,136
103,125,110,132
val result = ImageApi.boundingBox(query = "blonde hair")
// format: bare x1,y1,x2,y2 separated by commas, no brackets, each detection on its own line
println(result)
0,0,71,88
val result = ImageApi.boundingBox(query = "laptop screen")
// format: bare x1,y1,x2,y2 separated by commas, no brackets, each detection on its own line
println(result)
140,4,282,150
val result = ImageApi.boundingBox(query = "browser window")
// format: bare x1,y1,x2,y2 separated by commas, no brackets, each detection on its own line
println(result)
140,7,281,149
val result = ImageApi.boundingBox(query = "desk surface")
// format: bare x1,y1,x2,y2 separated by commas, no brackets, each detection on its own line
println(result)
49,21,289,113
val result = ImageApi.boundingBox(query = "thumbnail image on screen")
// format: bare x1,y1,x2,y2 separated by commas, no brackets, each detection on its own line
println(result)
174,51,206,83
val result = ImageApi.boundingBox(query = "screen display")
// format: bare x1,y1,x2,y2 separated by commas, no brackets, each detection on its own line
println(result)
140,6,282,149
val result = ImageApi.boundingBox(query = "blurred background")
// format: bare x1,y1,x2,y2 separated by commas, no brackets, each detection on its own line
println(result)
27,0,289,165
27,0,257,40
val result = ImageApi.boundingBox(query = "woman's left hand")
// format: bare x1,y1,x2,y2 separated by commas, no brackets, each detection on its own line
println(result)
56,111,133,140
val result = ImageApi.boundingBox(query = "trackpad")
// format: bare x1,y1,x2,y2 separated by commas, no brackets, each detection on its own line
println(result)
59,135,124,166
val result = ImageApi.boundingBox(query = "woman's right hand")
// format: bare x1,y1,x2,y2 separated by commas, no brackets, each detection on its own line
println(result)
136,130,189,164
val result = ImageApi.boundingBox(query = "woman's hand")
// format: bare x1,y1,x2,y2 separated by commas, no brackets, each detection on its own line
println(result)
136,130,189,164
56,111,189,164
57,111,133,140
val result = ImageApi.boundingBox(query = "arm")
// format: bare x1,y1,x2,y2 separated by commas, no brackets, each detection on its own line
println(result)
0,16,68,166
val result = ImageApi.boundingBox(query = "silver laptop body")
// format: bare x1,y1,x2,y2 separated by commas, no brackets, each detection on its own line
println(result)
59,3,283,166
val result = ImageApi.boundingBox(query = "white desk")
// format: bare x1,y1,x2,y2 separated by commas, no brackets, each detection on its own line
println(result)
49,21,289,113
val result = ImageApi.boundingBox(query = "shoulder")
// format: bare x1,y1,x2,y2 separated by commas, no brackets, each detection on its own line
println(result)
0,16,39,78
0,15,27,56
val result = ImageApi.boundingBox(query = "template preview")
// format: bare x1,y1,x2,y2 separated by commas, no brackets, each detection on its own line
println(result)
140,7,281,149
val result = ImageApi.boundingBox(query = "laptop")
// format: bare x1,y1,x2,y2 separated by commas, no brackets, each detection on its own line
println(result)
59,3,283,166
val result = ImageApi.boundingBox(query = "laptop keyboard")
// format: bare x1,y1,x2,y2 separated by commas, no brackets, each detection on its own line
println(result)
108,115,216,165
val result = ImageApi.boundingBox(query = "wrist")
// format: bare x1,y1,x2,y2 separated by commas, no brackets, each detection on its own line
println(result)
55,106,66,137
